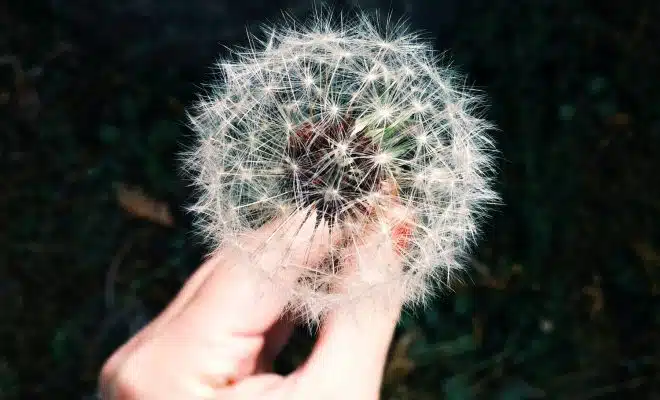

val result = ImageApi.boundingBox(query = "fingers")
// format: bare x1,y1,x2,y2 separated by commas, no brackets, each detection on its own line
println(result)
177,208,338,336
297,208,409,400
100,204,407,399
100,208,337,396
100,256,217,386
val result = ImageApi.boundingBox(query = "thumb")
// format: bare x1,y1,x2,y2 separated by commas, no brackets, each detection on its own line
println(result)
297,207,410,399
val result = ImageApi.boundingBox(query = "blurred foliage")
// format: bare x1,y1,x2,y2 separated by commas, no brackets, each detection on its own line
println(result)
2,0,659,398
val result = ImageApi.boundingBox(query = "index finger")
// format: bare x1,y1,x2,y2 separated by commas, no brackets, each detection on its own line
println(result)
176,208,338,335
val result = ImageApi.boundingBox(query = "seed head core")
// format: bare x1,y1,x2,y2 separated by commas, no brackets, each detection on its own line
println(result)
284,119,389,225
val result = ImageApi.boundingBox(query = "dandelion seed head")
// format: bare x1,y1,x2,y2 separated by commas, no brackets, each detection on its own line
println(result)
185,11,498,323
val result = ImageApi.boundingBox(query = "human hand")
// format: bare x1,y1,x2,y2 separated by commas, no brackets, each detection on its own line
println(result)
99,210,406,399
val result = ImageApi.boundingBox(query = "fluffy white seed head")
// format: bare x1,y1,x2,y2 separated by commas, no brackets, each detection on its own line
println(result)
184,11,498,323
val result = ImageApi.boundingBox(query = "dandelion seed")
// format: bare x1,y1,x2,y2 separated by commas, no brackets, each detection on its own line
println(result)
184,11,498,323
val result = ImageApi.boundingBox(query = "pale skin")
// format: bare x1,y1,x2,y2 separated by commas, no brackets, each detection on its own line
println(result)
99,209,407,399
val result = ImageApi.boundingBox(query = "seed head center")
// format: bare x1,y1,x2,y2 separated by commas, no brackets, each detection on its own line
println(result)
284,119,385,224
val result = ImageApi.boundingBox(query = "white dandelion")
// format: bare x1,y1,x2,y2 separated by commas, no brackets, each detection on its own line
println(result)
184,11,498,323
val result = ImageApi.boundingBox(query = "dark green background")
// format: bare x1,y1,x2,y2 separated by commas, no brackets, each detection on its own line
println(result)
2,0,658,398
